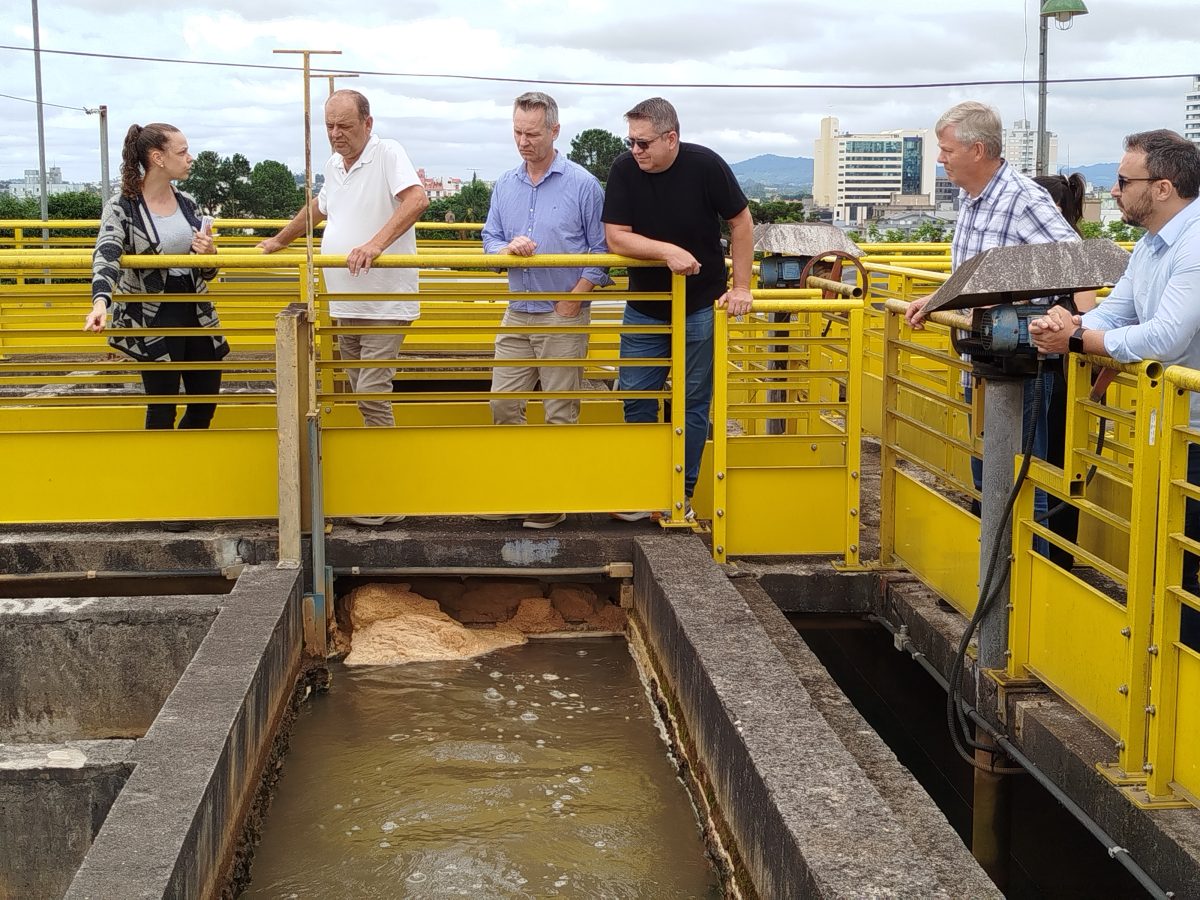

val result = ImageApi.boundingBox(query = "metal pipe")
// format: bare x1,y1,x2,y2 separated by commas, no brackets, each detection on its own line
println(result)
98,105,110,200
866,613,1172,900
882,297,973,331
978,378,1024,668
0,568,229,581
805,275,863,298
333,564,632,578
30,0,49,241
1036,13,1050,177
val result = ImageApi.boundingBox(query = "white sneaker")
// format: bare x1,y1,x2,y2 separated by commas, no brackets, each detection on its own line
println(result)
612,499,695,523
611,510,654,522
523,512,566,529
348,515,406,527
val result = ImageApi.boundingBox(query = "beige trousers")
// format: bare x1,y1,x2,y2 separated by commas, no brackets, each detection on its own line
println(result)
490,307,590,425
337,317,410,427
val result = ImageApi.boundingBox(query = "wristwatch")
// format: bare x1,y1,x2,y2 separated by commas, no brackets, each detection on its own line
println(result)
1068,327,1086,354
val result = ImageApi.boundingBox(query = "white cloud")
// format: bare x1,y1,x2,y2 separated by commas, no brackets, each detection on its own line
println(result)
1,0,1196,188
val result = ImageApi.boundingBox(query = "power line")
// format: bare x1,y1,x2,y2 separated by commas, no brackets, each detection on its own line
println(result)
0,43,1195,91
0,89,87,112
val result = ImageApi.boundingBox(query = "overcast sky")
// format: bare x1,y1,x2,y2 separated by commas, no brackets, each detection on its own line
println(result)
2,0,1197,186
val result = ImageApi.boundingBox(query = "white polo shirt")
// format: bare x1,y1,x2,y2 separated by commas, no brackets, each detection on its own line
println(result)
318,134,421,320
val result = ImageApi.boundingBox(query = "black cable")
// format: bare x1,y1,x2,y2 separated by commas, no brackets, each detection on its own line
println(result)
0,44,1196,91
946,363,1046,774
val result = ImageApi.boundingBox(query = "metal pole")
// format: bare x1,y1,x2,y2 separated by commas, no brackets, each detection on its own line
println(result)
978,377,1024,668
1035,13,1049,177
30,0,49,243
98,105,110,200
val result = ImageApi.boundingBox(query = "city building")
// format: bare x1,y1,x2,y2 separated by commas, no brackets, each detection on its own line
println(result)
1186,76,1200,147
4,167,94,199
417,169,464,200
812,117,937,227
1004,119,1057,177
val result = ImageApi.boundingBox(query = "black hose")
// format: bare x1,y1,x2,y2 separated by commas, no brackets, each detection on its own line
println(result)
869,613,1172,900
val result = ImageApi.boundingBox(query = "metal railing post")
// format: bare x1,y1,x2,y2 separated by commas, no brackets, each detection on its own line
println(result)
275,306,305,567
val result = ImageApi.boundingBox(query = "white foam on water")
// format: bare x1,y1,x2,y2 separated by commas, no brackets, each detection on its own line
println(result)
541,673,559,681
519,712,538,722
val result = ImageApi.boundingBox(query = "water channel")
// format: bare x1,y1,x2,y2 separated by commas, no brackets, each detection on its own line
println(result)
244,636,723,898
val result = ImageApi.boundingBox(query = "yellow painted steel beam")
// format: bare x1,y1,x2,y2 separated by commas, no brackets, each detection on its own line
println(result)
2,429,277,523
322,422,673,517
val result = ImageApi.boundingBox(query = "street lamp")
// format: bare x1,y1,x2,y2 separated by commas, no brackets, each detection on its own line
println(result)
1036,0,1088,177
84,105,110,200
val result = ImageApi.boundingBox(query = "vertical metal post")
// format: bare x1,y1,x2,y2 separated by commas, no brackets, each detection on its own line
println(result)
1035,14,1050,178
978,377,1024,669
30,0,48,241
712,308,729,561
972,731,1012,889
667,272,687,524
98,105,110,200
276,307,305,568
843,304,864,568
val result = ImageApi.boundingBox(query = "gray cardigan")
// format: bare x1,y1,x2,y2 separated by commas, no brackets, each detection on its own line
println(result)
91,189,229,362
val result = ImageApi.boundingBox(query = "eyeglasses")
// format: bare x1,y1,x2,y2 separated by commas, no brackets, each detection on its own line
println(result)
1116,175,1160,191
624,133,666,151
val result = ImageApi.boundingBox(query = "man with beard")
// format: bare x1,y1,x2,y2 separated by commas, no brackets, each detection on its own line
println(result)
1031,129,1200,646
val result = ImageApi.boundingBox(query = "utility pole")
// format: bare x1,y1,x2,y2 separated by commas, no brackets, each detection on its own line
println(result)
317,72,358,97
30,0,49,243
85,105,111,200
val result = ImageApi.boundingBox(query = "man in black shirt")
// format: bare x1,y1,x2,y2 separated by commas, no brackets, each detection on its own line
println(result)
603,97,754,519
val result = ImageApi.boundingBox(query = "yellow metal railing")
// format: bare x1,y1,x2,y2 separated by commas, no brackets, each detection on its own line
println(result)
711,294,863,564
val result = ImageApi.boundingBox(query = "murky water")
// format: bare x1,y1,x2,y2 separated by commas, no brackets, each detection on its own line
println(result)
243,637,722,899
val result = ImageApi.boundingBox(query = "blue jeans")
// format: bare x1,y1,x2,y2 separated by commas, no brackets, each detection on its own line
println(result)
966,375,1054,557
618,305,714,497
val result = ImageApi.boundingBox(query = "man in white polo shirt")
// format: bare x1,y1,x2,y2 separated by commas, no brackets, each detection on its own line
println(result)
260,89,429,432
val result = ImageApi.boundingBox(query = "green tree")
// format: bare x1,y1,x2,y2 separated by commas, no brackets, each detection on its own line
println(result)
247,160,304,218
1105,220,1145,243
179,151,252,216
845,229,862,243
1079,220,1104,239
421,174,493,228
180,150,224,214
911,221,947,243
568,128,626,183
748,199,805,224
884,228,906,243
866,222,881,242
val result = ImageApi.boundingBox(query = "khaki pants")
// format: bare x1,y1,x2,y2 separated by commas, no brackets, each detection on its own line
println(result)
490,307,590,425
337,317,410,427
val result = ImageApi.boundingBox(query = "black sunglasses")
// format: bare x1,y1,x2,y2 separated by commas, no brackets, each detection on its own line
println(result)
1116,175,1160,191
624,133,666,151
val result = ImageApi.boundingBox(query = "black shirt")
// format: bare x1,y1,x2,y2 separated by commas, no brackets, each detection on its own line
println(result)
603,143,748,319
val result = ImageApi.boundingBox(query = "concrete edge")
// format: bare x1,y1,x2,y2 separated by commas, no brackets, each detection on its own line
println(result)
632,534,957,899
64,564,305,900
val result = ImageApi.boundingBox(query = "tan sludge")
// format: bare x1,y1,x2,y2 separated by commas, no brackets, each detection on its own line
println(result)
340,580,627,666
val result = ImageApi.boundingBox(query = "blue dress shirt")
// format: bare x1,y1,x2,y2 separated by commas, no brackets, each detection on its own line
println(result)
482,152,611,313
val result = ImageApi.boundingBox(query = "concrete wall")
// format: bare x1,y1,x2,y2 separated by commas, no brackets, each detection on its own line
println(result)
0,741,134,900
0,597,217,742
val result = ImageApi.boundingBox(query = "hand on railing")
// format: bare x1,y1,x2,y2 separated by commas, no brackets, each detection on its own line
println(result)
903,295,932,329
716,286,753,317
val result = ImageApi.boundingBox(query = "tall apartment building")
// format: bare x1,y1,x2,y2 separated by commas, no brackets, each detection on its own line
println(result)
812,117,937,226
1004,119,1058,177
1187,76,1200,147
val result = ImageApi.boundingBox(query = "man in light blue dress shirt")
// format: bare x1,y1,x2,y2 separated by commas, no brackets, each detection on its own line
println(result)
481,91,610,529
1031,129,1200,646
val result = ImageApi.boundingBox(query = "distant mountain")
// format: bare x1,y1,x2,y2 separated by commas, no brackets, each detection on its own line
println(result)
730,154,814,192
1061,163,1119,190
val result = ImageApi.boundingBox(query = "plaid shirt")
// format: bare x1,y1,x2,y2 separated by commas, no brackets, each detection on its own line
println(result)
952,160,1079,268
953,161,1079,385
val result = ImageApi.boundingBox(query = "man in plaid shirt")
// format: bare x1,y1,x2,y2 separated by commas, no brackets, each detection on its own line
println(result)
905,101,1078,546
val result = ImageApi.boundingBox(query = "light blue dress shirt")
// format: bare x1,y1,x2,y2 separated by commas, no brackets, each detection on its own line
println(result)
1082,199,1200,424
482,152,611,313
